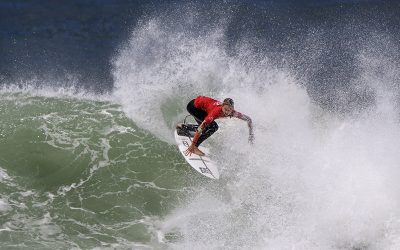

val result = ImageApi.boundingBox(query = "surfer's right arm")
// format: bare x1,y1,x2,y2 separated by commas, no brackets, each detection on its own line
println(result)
184,121,206,156
192,121,206,145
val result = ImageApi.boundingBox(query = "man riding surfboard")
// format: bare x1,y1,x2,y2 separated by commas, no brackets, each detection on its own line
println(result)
181,96,254,156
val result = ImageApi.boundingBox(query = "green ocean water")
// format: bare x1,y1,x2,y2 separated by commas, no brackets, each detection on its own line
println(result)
0,92,212,249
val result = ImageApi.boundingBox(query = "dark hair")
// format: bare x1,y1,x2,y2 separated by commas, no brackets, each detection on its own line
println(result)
223,98,234,107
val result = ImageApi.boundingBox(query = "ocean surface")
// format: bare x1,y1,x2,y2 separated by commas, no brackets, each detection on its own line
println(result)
1,0,400,249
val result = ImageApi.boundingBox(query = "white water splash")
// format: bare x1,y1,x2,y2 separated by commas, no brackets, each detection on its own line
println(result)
113,15,400,250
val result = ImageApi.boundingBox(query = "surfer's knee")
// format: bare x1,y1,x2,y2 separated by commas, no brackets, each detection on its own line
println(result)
210,123,218,132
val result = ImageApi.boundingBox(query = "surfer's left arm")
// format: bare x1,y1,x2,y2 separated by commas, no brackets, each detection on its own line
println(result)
233,111,254,144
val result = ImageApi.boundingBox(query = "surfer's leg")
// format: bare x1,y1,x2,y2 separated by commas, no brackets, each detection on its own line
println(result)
186,100,207,124
195,121,218,147
186,99,217,148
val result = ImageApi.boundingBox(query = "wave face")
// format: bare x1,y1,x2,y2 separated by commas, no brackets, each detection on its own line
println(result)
0,91,198,249
2,1,400,249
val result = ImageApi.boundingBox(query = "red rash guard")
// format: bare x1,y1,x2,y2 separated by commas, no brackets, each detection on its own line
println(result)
194,96,252,124
194,96,223,124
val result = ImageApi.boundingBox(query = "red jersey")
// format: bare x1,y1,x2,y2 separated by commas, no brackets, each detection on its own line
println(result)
194,96,252,125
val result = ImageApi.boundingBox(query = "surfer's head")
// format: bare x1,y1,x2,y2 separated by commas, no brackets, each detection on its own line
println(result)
222,98,234,116
223,98,234,107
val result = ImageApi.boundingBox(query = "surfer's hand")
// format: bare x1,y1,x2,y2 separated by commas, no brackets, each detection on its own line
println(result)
184,144,195,156
248,133,254,144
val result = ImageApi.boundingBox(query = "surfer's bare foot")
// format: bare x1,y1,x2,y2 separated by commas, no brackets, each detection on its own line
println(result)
193,147,205,156
176,123,183,129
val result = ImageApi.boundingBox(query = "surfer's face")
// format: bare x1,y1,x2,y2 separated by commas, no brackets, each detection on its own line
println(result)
222,105,233,116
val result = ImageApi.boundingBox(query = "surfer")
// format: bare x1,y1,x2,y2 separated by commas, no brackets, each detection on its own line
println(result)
182,96,254,156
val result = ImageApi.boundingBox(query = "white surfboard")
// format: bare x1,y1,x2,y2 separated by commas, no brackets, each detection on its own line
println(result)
174,125,220,179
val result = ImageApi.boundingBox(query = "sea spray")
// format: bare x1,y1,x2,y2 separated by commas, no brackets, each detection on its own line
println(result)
113,12,400,249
